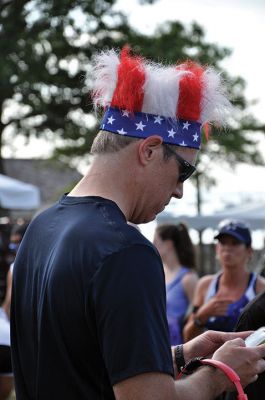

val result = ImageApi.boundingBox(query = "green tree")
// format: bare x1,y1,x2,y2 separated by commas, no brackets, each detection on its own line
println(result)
1,0,264,180
0,0,154,173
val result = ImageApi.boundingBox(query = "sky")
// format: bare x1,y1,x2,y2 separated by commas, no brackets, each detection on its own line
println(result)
115,0,265,120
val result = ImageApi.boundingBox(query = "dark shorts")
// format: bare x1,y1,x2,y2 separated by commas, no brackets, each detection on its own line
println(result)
0,345,12,375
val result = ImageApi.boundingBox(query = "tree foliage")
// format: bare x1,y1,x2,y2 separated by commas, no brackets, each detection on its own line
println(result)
1,0,264,178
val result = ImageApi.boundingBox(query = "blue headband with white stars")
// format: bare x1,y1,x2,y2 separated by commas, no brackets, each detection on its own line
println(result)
100,107,202,149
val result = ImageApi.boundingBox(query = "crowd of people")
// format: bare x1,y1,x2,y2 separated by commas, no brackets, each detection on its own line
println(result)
0,222,29,400
154,220,265,340
184,220,265,341
1,47,265,400
153,219,265,400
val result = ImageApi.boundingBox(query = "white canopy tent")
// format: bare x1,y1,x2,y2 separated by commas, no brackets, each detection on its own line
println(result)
0,174,40,210
157,202,265,231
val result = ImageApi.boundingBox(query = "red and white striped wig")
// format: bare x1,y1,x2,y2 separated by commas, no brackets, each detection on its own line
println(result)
91,46,232,149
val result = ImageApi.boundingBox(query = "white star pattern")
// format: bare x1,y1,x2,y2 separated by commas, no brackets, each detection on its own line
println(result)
167,129,176,138
102,108,201,149
117,128,127,135
107,116,115,124
122,110,130,117
183,121,191,130
193,132,199,142
154,115,163,124
227,223,237,230
179,141,187,146
135,121,146,131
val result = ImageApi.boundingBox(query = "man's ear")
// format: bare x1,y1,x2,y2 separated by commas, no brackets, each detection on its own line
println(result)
137,135,163,165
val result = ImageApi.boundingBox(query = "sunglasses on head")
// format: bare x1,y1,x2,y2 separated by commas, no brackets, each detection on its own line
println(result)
163,144,196,182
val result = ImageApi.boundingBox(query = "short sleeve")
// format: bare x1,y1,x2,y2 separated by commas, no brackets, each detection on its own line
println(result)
233,294,265,400
91,244,174,385
235,292,265,331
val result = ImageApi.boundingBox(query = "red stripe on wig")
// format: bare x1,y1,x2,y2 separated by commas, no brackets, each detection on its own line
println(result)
202,123,211,140
176,62,204,121
111,46,145,112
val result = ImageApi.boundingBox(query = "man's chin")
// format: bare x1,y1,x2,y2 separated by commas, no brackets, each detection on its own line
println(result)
132,213,157,225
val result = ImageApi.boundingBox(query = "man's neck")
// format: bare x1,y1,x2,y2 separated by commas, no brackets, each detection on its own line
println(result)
68,152,138,221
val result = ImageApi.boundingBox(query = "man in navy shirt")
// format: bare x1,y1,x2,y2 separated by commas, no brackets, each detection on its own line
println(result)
11,47,265,400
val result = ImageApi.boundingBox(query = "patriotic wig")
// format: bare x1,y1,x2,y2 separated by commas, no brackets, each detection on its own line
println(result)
91,46,232,149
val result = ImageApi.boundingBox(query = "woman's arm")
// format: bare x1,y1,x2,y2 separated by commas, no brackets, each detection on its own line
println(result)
182,272,198,304
183,276,213,342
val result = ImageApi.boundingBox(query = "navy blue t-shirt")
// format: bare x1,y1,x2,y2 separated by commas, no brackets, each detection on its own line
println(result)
11,195,173,400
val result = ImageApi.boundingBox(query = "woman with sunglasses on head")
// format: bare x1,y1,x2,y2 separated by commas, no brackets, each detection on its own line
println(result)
183,219,265,342
153,223,198,345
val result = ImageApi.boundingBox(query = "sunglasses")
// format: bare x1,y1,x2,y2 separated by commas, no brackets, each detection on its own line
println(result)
163,144,196,182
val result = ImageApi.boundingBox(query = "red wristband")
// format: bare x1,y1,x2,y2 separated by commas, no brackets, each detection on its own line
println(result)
177,357,248,400
201,359,247,400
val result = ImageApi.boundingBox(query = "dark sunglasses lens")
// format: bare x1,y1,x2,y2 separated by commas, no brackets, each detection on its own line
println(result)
164,144,196,182
179,165,195,182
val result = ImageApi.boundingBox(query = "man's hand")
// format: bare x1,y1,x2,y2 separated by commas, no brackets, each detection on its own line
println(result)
213,338,265,389
182,330,253,362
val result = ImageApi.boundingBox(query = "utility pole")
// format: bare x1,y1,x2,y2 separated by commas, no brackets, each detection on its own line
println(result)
195,171,205,276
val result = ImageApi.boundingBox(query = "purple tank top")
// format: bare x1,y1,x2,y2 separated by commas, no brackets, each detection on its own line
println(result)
204,272,257,332
166,267,190,345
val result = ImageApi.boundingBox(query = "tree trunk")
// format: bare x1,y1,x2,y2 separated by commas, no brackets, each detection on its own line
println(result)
0,123,6,175
195,172,205,276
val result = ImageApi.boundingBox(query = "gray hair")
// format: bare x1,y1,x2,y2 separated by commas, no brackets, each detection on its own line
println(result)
91,130,176,159
91,130,138,154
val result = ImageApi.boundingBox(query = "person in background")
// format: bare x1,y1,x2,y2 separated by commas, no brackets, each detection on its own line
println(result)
10,47,265,400
0,308,12,400
2,222,29,319
225,290,265,400
153,223,198,345
183,219,265,342
0,223,28,400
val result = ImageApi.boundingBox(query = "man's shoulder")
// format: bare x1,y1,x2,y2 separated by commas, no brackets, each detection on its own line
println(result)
236,290,265,331
245,290,265,311
103,223,159,264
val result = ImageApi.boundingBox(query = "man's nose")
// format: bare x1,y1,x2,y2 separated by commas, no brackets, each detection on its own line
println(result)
172,182,183,199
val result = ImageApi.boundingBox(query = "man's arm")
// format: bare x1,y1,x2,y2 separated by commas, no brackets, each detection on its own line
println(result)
114,368,226,400
114,336,265,400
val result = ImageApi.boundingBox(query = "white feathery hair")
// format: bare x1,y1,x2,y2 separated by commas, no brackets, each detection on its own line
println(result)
142,62,189,118
90,48,232,125
200,68,232,125
91,49,120,108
